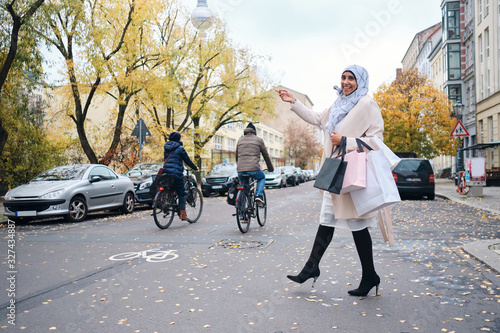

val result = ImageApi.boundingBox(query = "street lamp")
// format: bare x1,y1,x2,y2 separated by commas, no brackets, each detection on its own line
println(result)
191,0,213,38
452,102,464,173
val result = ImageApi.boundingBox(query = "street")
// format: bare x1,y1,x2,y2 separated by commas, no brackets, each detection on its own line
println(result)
1,181,499,333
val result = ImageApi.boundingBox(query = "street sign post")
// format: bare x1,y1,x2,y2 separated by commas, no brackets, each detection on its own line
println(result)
131,118,152,163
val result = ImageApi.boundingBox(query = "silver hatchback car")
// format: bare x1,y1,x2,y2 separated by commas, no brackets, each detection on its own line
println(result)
3,164,135,223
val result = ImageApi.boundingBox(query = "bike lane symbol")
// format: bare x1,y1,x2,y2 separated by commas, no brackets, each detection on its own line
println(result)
109,248,179,263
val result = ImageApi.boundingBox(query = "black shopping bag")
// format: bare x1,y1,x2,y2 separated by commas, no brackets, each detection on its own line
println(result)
313,136,348,194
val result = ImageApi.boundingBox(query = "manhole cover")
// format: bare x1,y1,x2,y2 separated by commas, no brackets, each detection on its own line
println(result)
211,239,274,249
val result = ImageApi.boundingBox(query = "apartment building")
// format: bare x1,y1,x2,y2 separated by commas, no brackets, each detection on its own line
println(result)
473,0,500,171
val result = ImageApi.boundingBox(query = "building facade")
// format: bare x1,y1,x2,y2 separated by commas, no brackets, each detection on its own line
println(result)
474,0,500,171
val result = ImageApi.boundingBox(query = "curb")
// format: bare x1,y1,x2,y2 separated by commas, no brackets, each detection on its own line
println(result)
462,239,500,274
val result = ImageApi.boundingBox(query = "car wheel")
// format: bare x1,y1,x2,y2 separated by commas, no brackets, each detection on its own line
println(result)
202,190,210,198
66,196,88,222
121,192,135,214
427,193,435,200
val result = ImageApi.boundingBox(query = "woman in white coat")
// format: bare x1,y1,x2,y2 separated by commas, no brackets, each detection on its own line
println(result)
277,65,384,296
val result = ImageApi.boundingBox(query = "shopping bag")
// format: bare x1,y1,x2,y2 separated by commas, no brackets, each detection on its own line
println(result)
340,139,368,193
351,148,401,216
314,137,347,194
370,136,401,170
377,207,395,246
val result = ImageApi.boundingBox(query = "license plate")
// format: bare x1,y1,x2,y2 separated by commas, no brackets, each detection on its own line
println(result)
16,211,37,217
212,185,223,189
406,178,420,182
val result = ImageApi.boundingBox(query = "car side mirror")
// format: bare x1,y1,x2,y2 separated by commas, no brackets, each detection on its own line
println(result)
89,176,101,183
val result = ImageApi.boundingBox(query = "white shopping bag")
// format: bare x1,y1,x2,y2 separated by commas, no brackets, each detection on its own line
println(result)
370,136,401,170
351,149,401,216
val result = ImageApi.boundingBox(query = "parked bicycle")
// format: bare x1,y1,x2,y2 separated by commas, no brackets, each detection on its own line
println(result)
152,169,203,229
233,174,267,233
457,170,469,195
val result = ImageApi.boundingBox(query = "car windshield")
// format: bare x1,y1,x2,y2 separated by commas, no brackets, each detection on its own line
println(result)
396,160,432,172
282,166,294,173
265,169,280,175
210,163,237,175
125,163,162,176
32,165,89,181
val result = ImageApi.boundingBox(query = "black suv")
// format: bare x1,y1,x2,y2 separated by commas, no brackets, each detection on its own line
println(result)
201,162,238,197
392,158,435,200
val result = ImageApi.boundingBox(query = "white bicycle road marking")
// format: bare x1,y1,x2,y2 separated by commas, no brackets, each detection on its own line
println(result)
109,248,179,262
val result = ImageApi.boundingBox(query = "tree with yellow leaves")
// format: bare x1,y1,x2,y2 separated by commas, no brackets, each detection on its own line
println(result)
373,69,456,158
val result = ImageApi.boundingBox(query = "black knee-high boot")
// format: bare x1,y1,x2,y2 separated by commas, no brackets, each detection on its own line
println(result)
348,227,380,296
287,225,335,287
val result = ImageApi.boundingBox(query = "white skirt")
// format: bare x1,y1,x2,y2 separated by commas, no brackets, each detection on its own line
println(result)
319,191,377,231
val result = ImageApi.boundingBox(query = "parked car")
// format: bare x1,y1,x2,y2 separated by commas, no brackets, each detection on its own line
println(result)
124,162,198,206
265,167,287,188
304,169,316,180
3,164,135,223
295,167,305,183
282,165,299,186
201,162,238,197
392,158,435,200
124,162,163,206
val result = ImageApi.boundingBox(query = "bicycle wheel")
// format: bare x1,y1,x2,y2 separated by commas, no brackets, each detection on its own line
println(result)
458,181,469,195
236,190,251,233
256,190,267,227
153,190,175,229
186,187,203,223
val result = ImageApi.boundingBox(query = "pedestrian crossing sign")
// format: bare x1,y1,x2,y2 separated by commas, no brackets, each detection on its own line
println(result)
450,120,470,137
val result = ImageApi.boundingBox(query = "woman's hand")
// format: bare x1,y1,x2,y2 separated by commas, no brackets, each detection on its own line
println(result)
330,131,343,146
276,89,296,104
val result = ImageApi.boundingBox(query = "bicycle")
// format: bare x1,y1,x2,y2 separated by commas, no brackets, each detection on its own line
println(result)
233,174,267,233
152,169,203,229
457,170,469,195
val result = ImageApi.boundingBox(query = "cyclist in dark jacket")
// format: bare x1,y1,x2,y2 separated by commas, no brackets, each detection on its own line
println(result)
163,132,198,220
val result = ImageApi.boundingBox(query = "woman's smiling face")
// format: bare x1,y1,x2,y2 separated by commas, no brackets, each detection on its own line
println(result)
341,71,357,96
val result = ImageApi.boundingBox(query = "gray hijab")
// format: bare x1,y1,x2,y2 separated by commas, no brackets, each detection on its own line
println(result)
325,65,369,134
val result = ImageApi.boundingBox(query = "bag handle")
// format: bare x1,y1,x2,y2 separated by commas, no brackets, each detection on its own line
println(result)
355,138,374,152
331,136,347,160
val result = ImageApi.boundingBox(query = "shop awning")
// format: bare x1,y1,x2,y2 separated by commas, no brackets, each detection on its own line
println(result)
461,141,500,150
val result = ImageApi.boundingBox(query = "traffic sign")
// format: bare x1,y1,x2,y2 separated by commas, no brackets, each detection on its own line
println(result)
450,120,469,137
131,118,151,145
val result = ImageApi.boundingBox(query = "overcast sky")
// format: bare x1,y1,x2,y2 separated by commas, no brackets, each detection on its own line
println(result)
195,0,443,109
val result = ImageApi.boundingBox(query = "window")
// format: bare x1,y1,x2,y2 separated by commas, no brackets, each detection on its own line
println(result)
238,122,243,129
263,131,268,141
486,0,489,16
479,34,484,98
227,138,235,151
444,43,461,80
269,133,274,143
486,28,491,96
443,1,460,40
213,135,222,150
479,0,483,22
489,117,494,141
447,84,462,102
270,148,274,156
227,123,234,130
479,120,484,142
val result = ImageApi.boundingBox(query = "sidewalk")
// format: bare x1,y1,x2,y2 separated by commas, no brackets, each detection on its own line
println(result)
435,178,500,273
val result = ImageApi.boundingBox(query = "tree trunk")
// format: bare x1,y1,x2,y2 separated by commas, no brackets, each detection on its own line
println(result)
0,0,45,157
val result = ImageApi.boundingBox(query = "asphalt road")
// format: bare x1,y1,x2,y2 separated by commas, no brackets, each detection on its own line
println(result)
1,181,499,332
